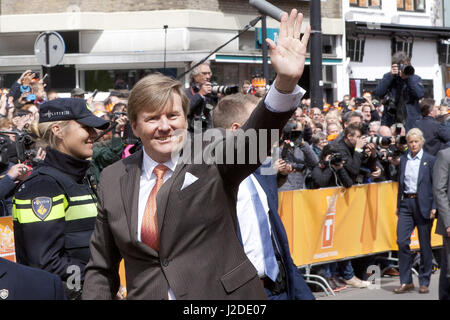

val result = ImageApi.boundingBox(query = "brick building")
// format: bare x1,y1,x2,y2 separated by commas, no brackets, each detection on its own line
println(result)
0,0,344,101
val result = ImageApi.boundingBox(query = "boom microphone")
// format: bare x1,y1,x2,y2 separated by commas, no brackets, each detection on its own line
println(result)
249,0,285,22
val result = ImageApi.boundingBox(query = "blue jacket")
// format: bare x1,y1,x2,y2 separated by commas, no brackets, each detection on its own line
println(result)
375,72,424,131
397,151,436,220
253,164,314,300
0,257,66,300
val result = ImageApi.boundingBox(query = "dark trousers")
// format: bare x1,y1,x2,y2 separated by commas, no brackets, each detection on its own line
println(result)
439,237,450,300
396,198,433,286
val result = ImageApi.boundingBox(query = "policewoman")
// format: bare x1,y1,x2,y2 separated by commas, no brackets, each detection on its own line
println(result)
12,98,109,299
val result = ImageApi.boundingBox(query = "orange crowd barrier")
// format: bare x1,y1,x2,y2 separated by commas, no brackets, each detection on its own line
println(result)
278,181,442,267
0,216,16,262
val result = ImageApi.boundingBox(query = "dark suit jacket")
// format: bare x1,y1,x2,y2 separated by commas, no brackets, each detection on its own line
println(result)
0,257,66,300
397,150,436,220
433,148,450,236
415,116,450,156
82,99,293,300
253,164,314,300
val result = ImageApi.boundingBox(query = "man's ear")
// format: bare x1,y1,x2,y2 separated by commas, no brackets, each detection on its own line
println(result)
130,121,140,139
230,123,241,131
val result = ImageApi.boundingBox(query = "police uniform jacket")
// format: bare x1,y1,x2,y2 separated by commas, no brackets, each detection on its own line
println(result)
12,148,97,283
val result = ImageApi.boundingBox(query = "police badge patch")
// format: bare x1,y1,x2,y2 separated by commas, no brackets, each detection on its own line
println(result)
32,197,53,221
0,289,9,300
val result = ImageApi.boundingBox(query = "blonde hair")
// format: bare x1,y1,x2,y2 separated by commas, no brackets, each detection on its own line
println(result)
127,73,189,124
406,127,425,143
31,120,71,149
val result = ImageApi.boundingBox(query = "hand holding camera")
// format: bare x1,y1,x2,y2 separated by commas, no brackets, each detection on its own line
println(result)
198,81,212,96
7,163,30,182
114,114,128,134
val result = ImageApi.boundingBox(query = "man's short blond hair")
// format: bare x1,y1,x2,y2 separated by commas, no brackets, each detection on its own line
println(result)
212,93,260,129
127,73,189,124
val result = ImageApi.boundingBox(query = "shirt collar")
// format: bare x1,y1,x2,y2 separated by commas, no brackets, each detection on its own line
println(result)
407,148,423,161
142,148,179,180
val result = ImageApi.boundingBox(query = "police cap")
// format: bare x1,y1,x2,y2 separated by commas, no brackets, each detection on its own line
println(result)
39,98,109,130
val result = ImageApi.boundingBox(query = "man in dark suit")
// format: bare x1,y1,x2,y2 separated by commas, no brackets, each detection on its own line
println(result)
432,147,450,300
0,257,66,300
394,128,436,294
414,98,450,156
82,9,311,300
212,93,314,300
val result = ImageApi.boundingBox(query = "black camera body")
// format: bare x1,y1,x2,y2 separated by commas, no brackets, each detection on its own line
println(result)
0,130,36,166
381,94,398,116
398,64,415,76
329,152,344,166
354,97,367,106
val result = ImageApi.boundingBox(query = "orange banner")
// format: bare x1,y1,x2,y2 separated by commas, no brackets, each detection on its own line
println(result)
0,216,16,262
279,182,442,266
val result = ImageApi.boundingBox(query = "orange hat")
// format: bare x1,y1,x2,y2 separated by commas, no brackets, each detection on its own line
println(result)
446,88,450,98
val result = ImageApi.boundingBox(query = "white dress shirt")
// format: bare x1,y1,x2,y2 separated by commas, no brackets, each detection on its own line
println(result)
404,148,423,194
237,174,272,278
137,150,179,242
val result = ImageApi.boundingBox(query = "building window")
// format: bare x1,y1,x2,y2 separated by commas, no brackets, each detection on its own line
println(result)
349,0,382,8
347,38,365,62
439,40,450,65
397,0,425,12
391,38,413,58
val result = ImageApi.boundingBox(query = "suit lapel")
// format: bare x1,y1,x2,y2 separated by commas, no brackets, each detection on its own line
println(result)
120,151,141,243
120,150,157,256
417,153,427,186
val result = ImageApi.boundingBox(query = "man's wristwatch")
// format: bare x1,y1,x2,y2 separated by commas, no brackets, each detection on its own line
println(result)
355,147,363,153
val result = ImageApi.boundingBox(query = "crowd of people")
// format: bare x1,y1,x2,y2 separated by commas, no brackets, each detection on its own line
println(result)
0,8,450,301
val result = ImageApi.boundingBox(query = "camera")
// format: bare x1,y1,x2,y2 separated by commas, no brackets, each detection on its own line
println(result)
381,95,397,116
0,130,36,165
365,136,392,147
385,144,403,159
354,97,367,106
398,64,415,76
396,135,407,145
329,152,344,166
113,111,127,120
210,82,239,96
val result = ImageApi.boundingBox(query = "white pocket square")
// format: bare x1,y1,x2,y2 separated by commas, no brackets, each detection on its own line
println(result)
181,172,199,190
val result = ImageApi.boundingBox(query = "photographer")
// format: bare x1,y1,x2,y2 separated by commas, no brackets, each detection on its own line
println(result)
185,61,214,132
375,51,424,132
91,112,128,182
332,123,377,185
278,120,318,191
310,144,353,189
374,125,404,182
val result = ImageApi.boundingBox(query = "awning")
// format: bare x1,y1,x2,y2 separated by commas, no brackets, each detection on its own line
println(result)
346,21,450,39
214,54,343,65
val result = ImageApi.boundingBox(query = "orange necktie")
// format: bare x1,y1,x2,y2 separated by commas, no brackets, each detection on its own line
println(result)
141,164,169,251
